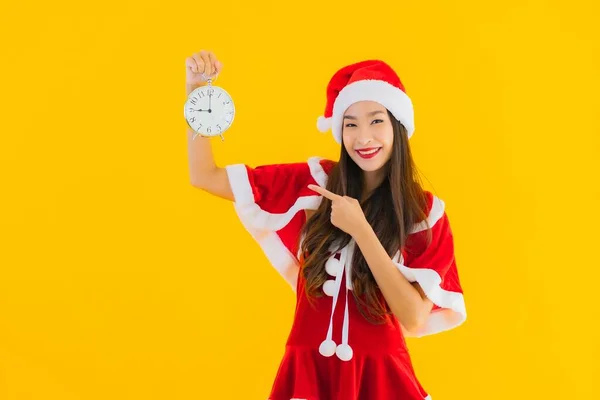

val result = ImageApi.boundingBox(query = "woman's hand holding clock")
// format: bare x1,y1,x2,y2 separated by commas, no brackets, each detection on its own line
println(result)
184,50,235,140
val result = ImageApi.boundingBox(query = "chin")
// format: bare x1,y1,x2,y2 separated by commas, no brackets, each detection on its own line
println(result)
353,160,382,172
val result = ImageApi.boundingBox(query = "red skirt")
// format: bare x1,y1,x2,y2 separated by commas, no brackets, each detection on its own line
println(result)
268,275,431,400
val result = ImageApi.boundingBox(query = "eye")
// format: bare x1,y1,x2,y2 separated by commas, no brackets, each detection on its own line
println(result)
345,123,357,128
371,119,384,124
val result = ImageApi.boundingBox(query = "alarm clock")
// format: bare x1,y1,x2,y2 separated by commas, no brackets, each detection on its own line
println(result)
184,77,235,141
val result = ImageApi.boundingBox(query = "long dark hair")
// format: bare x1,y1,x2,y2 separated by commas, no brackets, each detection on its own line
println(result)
299,110,432,323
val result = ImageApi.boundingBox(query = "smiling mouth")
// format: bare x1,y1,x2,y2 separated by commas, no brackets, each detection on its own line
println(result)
355,147,382,159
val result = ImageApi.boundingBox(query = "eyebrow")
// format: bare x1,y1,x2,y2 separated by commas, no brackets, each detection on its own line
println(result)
343,110,385,120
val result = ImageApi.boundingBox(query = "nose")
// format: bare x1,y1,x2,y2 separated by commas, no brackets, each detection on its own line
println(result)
356,128,373,145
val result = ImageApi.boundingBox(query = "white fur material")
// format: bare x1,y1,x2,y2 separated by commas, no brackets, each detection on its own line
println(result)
317,79,415,144
411,195,445,233
225,164,310,290
226,159,464,340
307,156,328,187
317,115,331,132
391,251,466,337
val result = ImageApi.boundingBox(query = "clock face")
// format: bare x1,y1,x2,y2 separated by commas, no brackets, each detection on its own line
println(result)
184,85,235,137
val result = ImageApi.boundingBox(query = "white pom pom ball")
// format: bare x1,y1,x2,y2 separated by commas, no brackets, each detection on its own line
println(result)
317,116,331,132
336,344,353,361
319,339,336,357
325,257,341,276
323,280,337,297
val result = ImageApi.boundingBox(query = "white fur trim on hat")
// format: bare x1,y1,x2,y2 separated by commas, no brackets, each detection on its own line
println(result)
326,79,415,144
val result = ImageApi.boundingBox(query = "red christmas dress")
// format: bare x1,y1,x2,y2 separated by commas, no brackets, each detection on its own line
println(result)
224,157,466,400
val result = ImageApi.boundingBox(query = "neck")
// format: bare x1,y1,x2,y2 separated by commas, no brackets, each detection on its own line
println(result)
360,168,386,201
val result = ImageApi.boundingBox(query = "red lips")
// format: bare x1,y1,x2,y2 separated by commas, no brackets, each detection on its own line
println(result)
355,147,382,159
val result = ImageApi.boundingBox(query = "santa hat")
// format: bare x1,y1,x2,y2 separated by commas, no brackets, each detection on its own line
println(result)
316,60,415,144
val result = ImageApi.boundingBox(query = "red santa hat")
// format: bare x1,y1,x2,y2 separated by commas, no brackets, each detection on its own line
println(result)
316,60,415,144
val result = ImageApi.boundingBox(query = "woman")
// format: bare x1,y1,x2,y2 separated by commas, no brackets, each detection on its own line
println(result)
186,50,466,400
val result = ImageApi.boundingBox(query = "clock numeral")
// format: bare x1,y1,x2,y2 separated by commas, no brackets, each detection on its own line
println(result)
190,98,197,105
223,100,230,105
199,91,206,98
218,93,222,98
190,117,195,122
207,88,214,95
216,124,222,131
207,127,211,134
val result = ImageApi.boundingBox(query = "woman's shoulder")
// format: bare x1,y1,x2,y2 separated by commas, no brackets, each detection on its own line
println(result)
256,156,336,187
421,189,440,214
224,156,338,208
411,188,446,234
250,156,337,173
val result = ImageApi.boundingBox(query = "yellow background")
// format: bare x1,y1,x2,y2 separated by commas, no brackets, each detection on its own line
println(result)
1,0,598,399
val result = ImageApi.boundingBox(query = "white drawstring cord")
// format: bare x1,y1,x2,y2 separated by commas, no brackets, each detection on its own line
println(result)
319,240,355,361
318,244,347,357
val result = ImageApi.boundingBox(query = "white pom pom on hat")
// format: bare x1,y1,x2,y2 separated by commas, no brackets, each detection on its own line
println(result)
316,60,415,144
317,115,331,133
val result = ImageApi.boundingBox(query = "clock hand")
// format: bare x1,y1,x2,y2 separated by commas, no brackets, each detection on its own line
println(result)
208,92,212,112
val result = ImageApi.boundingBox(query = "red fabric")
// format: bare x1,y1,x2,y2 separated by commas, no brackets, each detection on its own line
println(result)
244,162,323,213
403,192,463,313
231,158,462,400
269,216,430,400
240,159,336,259
322,60,407,119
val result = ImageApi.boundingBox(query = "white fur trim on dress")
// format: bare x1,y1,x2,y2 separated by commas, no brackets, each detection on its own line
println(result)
298,157,327,260
224,163,323,290
391,198,465,337
411,195,445,234
392,251,466,338
326,79,415,144
225,160,461,328
225,163,322,232
307,156,327,187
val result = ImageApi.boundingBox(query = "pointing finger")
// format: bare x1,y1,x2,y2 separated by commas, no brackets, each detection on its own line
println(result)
307,184,341,201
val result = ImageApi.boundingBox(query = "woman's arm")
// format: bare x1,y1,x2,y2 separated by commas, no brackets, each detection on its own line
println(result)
353,225,434,334
186,52,234,202
306,184,433,333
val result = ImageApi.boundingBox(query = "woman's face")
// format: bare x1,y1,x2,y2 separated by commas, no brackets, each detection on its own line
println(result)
342,101,394,172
